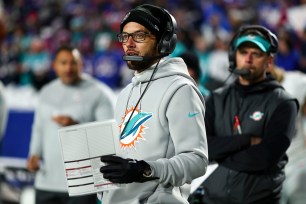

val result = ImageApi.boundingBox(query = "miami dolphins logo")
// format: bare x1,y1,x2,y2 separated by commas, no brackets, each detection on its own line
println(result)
249,111,264,121
119,107,152,149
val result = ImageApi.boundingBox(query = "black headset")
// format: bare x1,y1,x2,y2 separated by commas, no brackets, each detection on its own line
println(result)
158,8,177,55
228,25,278,72
134,4,177,55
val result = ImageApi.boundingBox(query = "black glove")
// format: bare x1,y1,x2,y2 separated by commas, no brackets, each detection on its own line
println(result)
100,155,157,183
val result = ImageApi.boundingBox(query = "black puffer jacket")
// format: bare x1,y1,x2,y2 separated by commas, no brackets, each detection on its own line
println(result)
202,76,299,204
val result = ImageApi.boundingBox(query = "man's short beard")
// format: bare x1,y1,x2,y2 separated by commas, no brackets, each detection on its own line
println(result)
241,70,265,83
126,42,159,72
127,60,156,72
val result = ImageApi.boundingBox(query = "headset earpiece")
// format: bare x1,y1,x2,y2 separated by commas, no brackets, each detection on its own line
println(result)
158,9,177,55
228,30,242,72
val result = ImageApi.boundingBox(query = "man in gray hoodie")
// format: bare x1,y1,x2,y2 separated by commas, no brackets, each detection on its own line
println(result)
99,4,208,204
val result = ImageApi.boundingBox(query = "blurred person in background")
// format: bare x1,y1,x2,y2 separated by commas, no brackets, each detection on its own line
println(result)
202,25,298,204
274,28,300,72
0,80,7,204
0,63,7,204
92,33,126,90
0,0,6,141
205,34,234,91
0,81,7,142
19,37,52,90
98,4,208,204
268,64,306,204
0,1,7,203
178,51,210,98
299,26,306,73
27,45,115,204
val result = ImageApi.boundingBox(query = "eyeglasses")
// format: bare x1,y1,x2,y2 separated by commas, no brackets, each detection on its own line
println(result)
117,31,152,43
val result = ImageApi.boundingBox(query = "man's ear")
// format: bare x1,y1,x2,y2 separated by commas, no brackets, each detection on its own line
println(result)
266,56,274,69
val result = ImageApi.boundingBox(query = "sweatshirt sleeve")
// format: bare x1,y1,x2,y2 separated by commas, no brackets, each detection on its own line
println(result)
205,95,252,162
28,97,44,156
0,85,7,139
220,100,298,172
147,84,208,186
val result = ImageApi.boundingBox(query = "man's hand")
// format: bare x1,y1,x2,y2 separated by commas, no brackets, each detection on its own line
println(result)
52,115,78,126
27,155,40,172
100,155,156,184
251,136,262,146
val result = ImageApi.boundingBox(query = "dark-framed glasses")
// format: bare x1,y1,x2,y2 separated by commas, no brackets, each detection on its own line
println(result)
117,31,151,43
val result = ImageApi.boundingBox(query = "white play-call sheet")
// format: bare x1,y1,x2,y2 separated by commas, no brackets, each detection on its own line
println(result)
58,119,122,196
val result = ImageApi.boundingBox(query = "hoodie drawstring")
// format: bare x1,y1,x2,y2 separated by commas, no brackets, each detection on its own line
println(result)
139,82,142,112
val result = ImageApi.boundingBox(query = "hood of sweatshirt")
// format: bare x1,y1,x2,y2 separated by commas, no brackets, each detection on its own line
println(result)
234,74,284,96
131,57,197,86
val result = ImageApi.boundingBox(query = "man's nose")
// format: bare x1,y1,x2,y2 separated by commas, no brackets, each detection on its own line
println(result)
64,63,74,71
245,53,253,63
126,36,136,46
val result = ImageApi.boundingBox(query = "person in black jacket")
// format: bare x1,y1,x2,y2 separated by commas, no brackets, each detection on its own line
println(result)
202,25,299,204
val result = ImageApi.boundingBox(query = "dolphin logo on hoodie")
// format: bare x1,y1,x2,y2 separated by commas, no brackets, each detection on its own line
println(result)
119,108,153,149
120,112,152,139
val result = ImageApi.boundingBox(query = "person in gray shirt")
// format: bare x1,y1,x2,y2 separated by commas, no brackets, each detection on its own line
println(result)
27,45,115,204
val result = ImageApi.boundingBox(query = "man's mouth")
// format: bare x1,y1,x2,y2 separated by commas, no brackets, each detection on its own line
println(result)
126,50,138,56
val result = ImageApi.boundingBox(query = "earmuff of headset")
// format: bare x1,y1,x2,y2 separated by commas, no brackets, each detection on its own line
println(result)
228,25,278,72
157,9,177,55
136,5,177,55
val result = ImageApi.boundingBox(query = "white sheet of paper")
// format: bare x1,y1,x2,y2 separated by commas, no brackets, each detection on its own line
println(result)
58,119,121,196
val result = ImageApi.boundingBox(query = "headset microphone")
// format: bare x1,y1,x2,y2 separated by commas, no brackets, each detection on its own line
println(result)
122,54,167,62
232,68,251,76
122,55,144,61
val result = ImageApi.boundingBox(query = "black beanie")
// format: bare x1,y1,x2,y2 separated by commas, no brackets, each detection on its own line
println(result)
120,4,167,41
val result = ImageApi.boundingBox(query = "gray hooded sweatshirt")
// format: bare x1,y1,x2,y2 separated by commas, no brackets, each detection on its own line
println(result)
100,57,208,204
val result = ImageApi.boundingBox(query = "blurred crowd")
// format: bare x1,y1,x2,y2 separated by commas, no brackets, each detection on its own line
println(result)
0,0,305,92
0,1,306,204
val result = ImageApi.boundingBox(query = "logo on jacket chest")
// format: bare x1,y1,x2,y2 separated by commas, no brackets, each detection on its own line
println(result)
249,111,264,121
119,106,152,149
